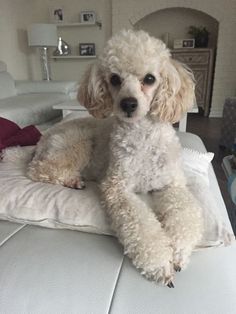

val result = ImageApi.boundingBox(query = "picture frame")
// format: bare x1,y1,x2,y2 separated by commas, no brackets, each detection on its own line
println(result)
79,43,96,56
49,6,65,23
174,39,195,49
80,11,96,24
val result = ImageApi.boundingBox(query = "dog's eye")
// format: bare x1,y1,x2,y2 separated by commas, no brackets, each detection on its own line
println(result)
143,74,156,85
110,74,122,87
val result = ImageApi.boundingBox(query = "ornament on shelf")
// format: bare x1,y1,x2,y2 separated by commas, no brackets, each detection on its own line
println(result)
53,37,71,56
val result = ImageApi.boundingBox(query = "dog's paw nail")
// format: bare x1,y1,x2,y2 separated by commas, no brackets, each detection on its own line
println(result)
167,281,175,288
174,265,181,272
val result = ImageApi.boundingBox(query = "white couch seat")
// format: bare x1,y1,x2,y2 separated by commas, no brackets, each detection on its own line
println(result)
0,60,78,128
0,93,68,127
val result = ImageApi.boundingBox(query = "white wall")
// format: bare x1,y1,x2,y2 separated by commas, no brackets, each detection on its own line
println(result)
135,8,218,49
0,0,33,79
112,0,236,117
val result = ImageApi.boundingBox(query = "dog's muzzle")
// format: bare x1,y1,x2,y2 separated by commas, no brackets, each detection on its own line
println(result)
120,97,138,117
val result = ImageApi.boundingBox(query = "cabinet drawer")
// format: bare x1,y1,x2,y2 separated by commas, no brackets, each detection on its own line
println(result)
192,68,208,107
172,52,209,65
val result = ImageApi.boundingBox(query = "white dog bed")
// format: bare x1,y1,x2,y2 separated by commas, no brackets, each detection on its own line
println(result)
0,140,234,249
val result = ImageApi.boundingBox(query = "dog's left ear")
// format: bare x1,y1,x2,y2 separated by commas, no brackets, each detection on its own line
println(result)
150,59,195,123
78,63,113,118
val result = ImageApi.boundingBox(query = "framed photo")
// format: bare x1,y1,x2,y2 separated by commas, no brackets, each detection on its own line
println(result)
80,11,96,24
50,6,65,23
174,39,195,49
79,43,96,56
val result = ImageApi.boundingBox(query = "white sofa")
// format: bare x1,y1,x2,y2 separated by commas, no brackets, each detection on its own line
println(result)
0,127,236,313
0,61,78,128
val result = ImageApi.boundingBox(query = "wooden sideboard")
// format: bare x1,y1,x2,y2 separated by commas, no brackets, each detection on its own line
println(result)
171,48,215,116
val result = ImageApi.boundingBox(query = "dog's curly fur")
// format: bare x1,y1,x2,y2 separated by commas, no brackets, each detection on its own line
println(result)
28,30,204,287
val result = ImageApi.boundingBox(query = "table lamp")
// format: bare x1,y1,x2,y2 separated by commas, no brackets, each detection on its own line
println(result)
27,23,57,80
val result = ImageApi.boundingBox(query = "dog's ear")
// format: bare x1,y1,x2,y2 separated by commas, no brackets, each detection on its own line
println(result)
150,59,195,123
77,63,113,118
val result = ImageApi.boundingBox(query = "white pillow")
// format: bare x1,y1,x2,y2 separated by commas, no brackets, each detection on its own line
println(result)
182,148,214,185
0,146,234,249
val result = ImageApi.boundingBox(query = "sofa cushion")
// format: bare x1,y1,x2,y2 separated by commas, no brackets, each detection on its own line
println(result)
0,72,17,100
15,80,78,95
0,93,66,127
0,223,123,314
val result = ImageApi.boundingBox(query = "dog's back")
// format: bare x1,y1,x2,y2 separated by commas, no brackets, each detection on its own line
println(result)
27,117,113,188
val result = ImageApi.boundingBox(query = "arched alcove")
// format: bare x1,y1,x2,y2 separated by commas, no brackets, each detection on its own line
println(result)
134,8,219,49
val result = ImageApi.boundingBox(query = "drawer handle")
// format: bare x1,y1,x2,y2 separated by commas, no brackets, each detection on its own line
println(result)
189,57,193,61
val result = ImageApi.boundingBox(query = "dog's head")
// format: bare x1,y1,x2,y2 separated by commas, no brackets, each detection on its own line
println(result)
78,29,195,123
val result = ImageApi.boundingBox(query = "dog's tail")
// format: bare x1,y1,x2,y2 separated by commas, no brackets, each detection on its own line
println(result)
1,146,35,166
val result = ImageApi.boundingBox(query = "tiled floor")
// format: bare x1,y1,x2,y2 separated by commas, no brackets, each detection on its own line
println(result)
187,113,236,234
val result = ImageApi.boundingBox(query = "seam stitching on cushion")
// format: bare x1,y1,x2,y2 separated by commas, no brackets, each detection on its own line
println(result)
0,224,27,248
107,255,124,314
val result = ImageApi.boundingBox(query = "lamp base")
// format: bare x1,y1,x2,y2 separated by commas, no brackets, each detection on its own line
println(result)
39,47,51,81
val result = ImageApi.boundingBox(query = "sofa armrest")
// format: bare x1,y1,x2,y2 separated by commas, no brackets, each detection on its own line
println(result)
15,80,78,98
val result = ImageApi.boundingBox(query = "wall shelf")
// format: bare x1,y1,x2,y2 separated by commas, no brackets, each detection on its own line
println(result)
56,22,95,27
51,55,97,60
56,21,102,28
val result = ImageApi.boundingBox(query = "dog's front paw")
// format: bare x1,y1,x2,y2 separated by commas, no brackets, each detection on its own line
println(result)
142,257,175,288
130,241,175,287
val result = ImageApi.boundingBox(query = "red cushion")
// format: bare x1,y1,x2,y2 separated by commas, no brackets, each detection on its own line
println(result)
0,117,21,140
0,117,41,151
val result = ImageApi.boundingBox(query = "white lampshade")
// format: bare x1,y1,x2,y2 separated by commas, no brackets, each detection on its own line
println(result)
27,23,57,47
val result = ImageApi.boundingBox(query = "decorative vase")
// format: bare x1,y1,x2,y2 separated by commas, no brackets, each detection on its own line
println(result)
53,37,71,56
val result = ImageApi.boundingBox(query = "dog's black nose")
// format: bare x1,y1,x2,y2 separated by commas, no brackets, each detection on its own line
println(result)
120,97,138,116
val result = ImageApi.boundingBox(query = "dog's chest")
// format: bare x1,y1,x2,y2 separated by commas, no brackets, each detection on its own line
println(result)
112,121,174,192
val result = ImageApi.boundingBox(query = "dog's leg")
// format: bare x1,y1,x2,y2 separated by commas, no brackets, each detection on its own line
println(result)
101,174,174,286
28,135,93,189
152,185,204,271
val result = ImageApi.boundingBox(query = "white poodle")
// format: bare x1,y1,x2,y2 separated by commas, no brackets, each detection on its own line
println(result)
28,30,204,287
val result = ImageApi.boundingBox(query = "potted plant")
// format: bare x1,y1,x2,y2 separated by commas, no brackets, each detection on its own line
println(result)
188,26,209,48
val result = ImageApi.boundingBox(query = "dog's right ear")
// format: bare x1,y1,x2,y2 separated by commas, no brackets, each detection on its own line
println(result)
77,63,113,118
